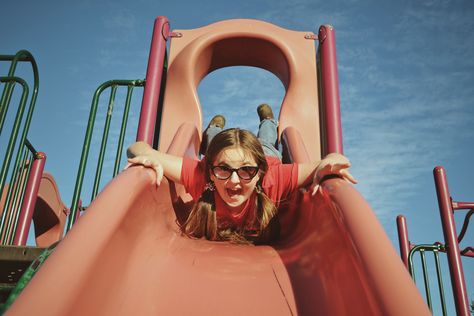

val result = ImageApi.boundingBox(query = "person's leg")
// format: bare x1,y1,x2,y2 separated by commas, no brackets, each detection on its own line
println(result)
258,118,281,159
200,115,225,155
256,104,281,159
206,125,223,145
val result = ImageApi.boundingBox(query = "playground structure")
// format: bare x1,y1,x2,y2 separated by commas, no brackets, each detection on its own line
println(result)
0,16,469,315
396,166,473,316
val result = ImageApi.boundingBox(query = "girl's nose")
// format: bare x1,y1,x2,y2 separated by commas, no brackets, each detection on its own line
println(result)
229,171,240,183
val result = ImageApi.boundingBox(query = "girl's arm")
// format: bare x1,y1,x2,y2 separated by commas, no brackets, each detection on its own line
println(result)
125,141,183,185
297,153,357,195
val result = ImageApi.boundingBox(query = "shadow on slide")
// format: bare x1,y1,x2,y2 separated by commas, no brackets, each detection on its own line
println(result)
6,123,430,316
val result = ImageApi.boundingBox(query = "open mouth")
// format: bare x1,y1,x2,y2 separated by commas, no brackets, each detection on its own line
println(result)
226,188,242,197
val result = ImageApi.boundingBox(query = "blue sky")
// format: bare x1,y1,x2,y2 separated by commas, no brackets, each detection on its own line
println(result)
1,0,473,313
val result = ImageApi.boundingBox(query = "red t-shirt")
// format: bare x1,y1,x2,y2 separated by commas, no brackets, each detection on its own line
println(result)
180,156,299,231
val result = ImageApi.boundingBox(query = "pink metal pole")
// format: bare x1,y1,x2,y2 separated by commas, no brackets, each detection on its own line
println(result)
433,166,470,316
318,25,343,155
452,201,474,210
136,16,170,145
13,152,46,246
396,215,411,269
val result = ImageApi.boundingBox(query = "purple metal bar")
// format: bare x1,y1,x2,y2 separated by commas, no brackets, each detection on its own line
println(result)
396,215,411,269
137,16,170,145
318,25,343,155
452,201,474,210
13,152,46,246
433,166,470,316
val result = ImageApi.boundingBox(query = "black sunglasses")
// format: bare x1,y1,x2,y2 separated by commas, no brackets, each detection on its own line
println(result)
211,165,259,180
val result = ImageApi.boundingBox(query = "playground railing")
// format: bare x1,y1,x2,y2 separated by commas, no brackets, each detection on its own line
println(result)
0,51,45,246
67,79,145,231
67,16,171,231
397,166,472,316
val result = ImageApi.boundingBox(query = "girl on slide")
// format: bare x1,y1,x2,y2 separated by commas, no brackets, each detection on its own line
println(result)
126,104,356,244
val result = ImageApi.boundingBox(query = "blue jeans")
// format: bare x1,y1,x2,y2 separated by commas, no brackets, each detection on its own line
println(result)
206,119,281,159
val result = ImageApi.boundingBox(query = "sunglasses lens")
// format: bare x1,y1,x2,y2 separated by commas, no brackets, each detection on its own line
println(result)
213,166,231,180
237,166,258,180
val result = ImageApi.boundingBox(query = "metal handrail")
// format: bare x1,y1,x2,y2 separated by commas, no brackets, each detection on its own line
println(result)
0,50,39,138
408,244,448,315
0,77,29,206
0,51,40,245
67,79,144,231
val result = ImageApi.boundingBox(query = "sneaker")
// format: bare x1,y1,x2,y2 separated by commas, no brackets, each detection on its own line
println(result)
200,115,226,155
257,103,274,121
208,114,226,128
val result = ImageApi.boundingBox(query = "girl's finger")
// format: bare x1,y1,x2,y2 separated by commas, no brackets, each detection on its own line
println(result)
155,163,164,186
340,169,357,184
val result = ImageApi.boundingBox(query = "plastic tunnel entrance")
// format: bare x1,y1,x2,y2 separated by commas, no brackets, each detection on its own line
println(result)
6,19,431,316
158,19,321,160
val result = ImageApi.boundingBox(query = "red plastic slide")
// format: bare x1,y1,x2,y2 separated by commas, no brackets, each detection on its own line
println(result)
7,124,430,315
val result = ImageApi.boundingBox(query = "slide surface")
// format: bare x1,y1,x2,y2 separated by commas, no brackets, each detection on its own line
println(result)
6,149,430,315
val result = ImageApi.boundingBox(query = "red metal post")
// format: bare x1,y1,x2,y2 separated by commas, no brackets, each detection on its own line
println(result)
396,215,411,269
452,201,474,210
318,25,343,155
433,166,470,316
13,152,46,246
137,16,170,145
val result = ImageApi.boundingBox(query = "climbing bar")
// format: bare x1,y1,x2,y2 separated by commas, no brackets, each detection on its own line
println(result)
91,85,118,200
68,79,144,231
137,16,170,145
408,243,447,315
433,166,470,316
0,77,29,208
0,51,39,143
396,215,411,269
419,249,432,311
4,140,39,244
433,249,448,316
318,25,343,155
2,148,32,245
0,51,40,245
12,151,46,245
113,86,134,177
0,140,40,245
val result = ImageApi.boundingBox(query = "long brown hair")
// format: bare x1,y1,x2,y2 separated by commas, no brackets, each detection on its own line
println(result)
180,128,277,243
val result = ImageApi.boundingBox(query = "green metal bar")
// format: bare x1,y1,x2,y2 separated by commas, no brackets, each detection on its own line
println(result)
408,245,417,280
0,146,29,244
0,80,15,136
3,149,30,244
434,248,448,316
113,86,134,177
0,77,29,218
8,151,34,244
419,250,433,311
91,86,118,200
23,139,38,155
0,51,39,141
2,137,31,225
408,244,451,315
0,51,38,203
67,79,144,231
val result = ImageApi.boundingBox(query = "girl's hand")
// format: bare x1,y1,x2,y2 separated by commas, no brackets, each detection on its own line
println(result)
310,153,357,195
125,142,164,186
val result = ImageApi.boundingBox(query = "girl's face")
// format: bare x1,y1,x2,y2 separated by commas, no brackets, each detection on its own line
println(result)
210,147,260,210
